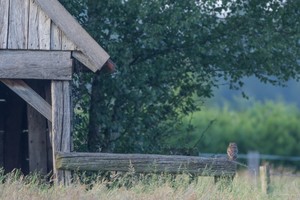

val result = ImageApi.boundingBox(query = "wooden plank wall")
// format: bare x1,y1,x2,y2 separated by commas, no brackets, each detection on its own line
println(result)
0,0,77,51
28,0,51,50
0,0,9,48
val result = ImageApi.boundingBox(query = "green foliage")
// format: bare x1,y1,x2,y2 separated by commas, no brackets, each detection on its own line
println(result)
165,100,300,158
61,0,300,153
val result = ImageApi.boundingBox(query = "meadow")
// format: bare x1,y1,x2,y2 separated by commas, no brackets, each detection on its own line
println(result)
0,169,299,200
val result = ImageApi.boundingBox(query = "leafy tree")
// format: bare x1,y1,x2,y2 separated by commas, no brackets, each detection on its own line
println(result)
64,0,299,153
167,100,300,166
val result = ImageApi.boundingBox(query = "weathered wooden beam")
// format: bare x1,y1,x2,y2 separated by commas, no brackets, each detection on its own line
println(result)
72,51,96,72
1,79,52,122
52,81,71,184
0,50,72,80
35,0,110,72
56,152,237,176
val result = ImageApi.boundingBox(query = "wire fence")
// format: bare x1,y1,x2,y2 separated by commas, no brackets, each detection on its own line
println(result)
199,152,300,162
200,152,300,195
200,152,300,179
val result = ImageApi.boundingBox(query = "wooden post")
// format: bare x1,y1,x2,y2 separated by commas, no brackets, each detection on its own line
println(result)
247,151,260,177
51,80,71,184
260,164,270,194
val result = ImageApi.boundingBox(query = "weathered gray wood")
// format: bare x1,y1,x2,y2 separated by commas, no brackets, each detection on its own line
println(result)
62,33,77,50
61,81,71,183
50,23,62,50
1,79,52,122
56,152,237,176
0,50,72,80
72,51,97,72
8,0,29,49
28,0,51,50
0,0,9,49
260,164,270,194
27,83,48,174
247,151,260,177
62,82,71,153
35,0,110,72
51,81,71,184
52,81,63,183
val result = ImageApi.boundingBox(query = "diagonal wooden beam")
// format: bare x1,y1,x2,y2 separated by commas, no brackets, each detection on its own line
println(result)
1,79,52,122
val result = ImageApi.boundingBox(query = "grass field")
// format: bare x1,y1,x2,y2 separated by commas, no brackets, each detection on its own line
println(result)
0,170,299,200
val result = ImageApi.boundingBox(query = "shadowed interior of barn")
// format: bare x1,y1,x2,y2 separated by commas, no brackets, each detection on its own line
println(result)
0,81,53,175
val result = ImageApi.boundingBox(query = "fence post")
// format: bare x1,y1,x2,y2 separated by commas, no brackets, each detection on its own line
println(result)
260,164,270,194
247,151,260,176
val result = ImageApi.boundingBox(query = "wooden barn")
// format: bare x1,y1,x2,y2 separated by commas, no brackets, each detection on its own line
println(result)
0,0,111,182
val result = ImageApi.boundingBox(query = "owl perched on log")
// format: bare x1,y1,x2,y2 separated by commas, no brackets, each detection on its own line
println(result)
227,143,238,161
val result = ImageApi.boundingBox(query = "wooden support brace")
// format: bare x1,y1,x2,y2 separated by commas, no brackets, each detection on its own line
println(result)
1,79,52,122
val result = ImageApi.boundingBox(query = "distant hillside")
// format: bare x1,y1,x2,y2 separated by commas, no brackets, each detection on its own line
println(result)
208,77,300,108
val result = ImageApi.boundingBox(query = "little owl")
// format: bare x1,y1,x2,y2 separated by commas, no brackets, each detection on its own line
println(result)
227,143,238,161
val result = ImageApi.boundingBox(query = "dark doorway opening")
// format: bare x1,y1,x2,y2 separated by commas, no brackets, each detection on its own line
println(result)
0,82,29,174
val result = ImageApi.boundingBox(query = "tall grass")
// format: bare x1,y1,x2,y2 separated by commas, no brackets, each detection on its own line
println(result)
0,169,300,200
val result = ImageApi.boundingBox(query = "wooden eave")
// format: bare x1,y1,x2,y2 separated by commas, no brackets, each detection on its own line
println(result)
34,0,110,72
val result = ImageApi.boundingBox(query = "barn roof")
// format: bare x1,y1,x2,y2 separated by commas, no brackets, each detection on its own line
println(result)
0,0,110,72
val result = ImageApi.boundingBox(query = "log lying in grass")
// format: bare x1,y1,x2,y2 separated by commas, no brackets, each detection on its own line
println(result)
56,152,236,176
